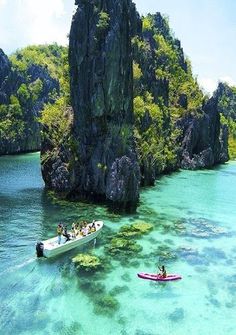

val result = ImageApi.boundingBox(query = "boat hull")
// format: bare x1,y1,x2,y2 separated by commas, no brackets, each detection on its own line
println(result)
137,272,182,282
38,221,103,258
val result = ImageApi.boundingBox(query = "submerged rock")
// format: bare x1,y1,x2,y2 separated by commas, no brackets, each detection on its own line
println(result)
93,294,120,316
110,285,129,296
117,221,153,238
203,247,227,260
206,295,221,308
168,308,185,322
106,237,142,257
156,246,177,262
177,246,199,257
121,272,132,282
79,279,106,296
135,331,156,335
57,322,83,335
179,217,228,239
72,254,103,272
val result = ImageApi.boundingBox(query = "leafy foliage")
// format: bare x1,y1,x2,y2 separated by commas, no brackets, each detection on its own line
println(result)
132,13,206,178
133,62,142,81
0,95,24,140
0,44,70,149
10,43,69,99
39,97,72,147
133,90,179,176
153,33,203,117
96,11,110,31
219,87,236,159
142,15,153,31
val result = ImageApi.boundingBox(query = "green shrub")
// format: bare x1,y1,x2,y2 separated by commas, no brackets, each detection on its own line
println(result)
142,16,153,31
96,11,110,31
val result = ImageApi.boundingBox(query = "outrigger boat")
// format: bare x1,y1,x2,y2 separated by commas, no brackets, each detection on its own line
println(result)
36,220,103,258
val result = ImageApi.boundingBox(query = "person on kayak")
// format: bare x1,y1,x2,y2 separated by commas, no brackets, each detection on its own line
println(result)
158,265,167,278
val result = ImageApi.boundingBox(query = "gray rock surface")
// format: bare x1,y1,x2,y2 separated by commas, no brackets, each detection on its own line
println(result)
178,97,229,169
41,0,141,210
68,0,141,209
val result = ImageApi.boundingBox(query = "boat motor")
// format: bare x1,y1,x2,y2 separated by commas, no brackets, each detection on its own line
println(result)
36,242,44,258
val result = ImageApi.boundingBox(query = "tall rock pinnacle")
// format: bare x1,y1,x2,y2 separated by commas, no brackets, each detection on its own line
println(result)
68,0,141,209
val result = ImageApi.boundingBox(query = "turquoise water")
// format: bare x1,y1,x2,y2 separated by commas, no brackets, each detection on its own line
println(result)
0,153,236,335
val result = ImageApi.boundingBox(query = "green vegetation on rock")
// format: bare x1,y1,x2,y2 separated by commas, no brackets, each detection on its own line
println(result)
39,97,72,147
132,13,206,181
216,83,236,159
10,44,69,99
0,95,24,140
142,15,154,32
96,11,110,31
0,44,69,154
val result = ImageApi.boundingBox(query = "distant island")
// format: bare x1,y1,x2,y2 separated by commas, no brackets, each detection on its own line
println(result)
0,0,236,210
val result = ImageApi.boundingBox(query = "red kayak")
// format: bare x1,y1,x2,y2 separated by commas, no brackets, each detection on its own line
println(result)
138,272,182,282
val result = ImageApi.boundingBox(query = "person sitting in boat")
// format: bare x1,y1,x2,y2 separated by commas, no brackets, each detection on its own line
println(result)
82,226,88,236
78,228,84,237
79,221,85,230
63,225,71,243
57,224,63,244
158,265,167,278
71,223,76,238
90,221,96,232
74,223,79,236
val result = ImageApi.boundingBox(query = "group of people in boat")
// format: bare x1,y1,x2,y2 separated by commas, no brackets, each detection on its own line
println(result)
57,220,97,244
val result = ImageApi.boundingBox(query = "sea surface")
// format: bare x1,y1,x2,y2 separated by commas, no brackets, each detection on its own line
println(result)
0,153,236,335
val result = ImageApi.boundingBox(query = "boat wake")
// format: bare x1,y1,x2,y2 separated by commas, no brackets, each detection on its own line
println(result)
14,257,36,269
0,257,36,278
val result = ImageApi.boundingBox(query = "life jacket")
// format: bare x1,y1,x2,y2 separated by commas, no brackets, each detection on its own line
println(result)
57,226,62,235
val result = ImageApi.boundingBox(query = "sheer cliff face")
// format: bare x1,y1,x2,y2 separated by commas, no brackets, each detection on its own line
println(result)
178,101,229,169
214,82,236,120
0,49,21,105
0,49,11,93
68,0,141,208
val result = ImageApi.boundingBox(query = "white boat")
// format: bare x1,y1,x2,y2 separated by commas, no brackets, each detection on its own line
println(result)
36,221,103,258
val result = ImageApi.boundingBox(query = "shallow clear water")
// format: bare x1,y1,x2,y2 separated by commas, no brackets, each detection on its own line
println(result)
0,153,236,335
